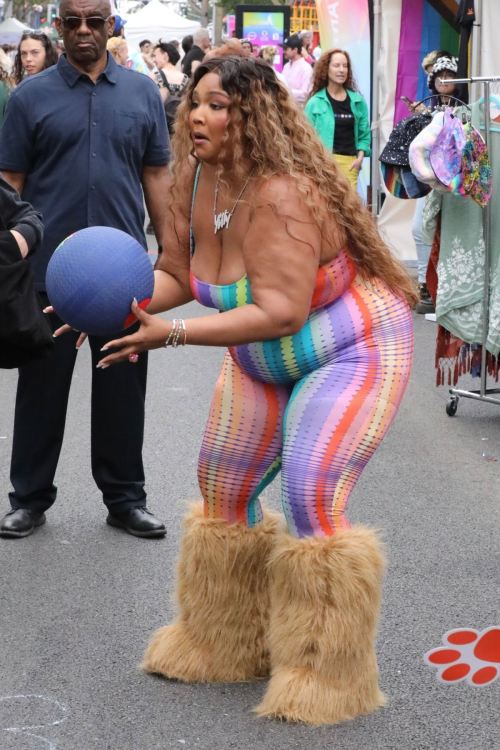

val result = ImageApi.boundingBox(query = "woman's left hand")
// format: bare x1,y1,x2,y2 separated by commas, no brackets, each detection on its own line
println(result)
349,156,364,172
97,300,172,369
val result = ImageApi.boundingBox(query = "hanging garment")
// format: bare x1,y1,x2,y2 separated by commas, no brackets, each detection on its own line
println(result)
424,101,500,358
425,215,500,386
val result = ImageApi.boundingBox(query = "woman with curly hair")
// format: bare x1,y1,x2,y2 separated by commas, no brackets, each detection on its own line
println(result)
12,32,58,86
92,56,415,725
305,49,370,188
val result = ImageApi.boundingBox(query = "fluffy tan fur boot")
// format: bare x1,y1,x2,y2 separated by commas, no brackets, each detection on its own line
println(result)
142,503,281,683
254,526,386,725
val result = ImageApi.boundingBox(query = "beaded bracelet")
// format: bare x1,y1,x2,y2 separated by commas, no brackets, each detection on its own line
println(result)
164,319,187,348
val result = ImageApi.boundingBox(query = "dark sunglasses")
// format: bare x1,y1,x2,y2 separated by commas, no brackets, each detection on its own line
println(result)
61,15,113,31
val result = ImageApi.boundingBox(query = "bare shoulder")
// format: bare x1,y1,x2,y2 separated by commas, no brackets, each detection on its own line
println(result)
254,173,319,216
254,173,344,259
255,173,310,202
179,156,198,180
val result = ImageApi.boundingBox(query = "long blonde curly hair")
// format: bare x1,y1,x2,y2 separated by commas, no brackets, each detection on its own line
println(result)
170,56,417,305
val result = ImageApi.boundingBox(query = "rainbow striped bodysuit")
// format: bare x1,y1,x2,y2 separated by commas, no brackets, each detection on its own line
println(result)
190,170,414,537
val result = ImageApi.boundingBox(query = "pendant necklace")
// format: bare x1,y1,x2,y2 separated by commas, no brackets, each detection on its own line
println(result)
213,167,256,234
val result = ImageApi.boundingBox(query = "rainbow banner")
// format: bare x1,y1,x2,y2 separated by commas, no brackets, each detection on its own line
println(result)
315,0,371,199
394,0,459,124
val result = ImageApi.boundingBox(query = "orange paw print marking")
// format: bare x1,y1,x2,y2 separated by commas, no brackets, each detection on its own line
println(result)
424,628,500,686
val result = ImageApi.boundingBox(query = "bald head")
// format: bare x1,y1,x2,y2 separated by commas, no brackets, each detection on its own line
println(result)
59,0,111,15
55,0,114,76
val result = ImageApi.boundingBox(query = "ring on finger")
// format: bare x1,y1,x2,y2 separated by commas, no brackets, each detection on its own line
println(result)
128,353,139,363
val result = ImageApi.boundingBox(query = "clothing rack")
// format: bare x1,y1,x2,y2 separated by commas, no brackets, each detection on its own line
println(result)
439,76,500,416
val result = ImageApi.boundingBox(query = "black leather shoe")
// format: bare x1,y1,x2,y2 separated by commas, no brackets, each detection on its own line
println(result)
106,507,166,538
0,508,46,538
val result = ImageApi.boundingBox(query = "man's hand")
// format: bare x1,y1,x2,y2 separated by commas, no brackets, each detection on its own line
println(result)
10,229,28,258
42,305,88,349
141,165,170,246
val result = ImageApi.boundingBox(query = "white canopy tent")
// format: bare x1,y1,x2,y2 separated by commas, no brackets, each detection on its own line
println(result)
373,0,498,263
0,17,31,45
124,0,200,51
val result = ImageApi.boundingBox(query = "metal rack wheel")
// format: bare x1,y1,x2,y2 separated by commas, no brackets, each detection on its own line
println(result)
446,397,459,417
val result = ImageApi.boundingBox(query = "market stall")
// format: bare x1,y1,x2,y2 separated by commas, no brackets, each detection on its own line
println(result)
0,17,30,46
124,0,201,51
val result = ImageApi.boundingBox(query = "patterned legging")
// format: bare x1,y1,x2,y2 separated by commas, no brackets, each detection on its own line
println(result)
197,279,413,538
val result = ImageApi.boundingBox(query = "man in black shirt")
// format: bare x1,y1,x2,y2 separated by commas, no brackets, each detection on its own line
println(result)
182,28,210,76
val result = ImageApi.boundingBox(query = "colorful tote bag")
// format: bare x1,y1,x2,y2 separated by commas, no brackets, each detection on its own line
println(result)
429,108,467,188
409,111,449,192
461,123,492,207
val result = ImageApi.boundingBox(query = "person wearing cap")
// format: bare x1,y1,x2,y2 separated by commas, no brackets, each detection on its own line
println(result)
427,55,460,108
412,53,459,314
280,34,312,106
405,50,443,113
110,14,148,74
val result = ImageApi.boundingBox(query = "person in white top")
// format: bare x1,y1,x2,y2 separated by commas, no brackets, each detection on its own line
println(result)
280,35,312,105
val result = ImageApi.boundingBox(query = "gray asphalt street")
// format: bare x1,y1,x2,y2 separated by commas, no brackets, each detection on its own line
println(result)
1,295,500,749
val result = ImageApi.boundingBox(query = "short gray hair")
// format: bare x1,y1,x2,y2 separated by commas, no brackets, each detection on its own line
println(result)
193,28,210,45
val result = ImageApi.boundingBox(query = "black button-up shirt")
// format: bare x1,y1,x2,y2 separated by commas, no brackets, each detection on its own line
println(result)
0,53,170,290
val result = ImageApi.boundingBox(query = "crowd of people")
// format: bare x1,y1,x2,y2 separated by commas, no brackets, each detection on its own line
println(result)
0,21,375,190
0,0,425,731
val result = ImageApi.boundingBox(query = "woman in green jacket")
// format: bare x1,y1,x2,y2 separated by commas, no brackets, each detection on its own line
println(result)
305,49,370,189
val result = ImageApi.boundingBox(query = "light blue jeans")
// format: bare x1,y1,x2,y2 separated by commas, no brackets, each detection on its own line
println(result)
412,197,431,284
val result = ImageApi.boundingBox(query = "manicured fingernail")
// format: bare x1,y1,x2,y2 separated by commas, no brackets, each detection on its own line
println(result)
133,297,137,305
100,346,108,351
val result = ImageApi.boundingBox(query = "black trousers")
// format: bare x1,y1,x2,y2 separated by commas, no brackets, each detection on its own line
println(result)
9,294,148,515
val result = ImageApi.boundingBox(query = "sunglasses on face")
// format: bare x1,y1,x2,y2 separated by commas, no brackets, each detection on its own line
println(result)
60,15,113,31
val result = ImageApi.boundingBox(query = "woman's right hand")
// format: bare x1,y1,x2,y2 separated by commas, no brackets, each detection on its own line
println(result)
42,306,88,348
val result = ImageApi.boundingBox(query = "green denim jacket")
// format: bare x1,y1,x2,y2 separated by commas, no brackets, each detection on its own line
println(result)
304,88,371,157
